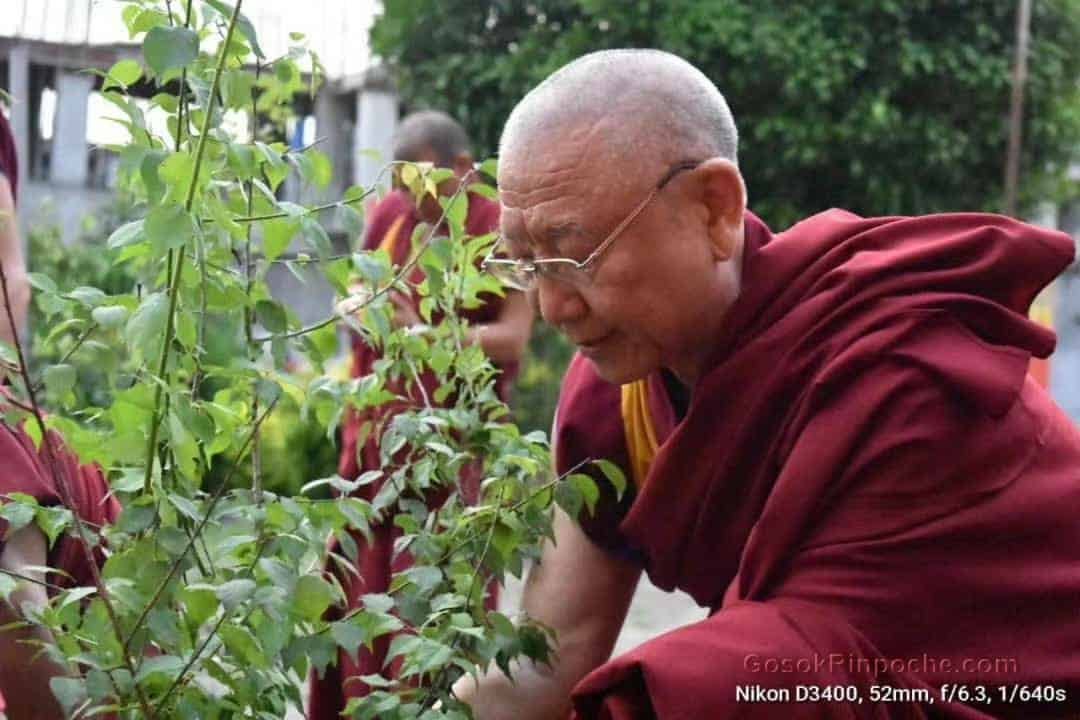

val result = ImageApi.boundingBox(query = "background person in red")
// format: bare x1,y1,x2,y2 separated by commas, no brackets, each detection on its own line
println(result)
0,107,28,357
308,110,533,717
0,102,120,720
458,49,1080,719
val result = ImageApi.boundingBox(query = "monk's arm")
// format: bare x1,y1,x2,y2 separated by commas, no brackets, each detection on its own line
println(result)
454,508,640,720
466,290,533,366
0,175,28,349
0,523,69,719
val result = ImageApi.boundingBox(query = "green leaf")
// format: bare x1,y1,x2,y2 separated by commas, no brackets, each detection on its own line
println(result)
397,565,442,595
50,677,88,717
116,497,156,534
339,204,365,237
330,620,366,661
125,7,169,37
104,59,142,90
35,505,73,548
107,220,145,250
145,204,195,254
467,182,498,200
91,305,129,330
440,193,468,230
226,142,257,179
43,363,77,397
204,0,265,58
262,218,300,262
0,573,16,602
0,500,37,537
292,575,336,621
220,624,268,669
554,479,582,519
594,459,628,499
67,286,107,307
361,593,394,614
220,69,256,110
568,473,599,516
216,579,257,611
125,292,168,364
301,217,332,257
143,26,199,76
135,654,185,683
254,300,288,334
182,585,220,626
27,273,57,294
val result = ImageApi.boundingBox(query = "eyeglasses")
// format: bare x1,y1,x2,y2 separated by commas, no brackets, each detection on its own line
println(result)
483,160,701,292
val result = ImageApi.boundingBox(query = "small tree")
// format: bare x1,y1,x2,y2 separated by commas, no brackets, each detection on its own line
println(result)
0,2,617,717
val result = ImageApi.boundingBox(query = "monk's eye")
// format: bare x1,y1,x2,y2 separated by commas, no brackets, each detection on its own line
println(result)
500,238,533,261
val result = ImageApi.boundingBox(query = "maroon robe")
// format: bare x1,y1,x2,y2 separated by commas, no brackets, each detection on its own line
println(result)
310,189,510,718
556,210,1080,718
0,420,118,589
0,412,119,711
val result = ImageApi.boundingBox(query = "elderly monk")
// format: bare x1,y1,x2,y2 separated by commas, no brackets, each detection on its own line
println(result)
308,110,533,717
458,49,1080,719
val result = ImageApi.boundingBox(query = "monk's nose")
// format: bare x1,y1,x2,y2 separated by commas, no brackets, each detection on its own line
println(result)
536,277,588,329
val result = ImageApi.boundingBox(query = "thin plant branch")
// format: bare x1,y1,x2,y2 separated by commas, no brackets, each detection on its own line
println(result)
0,261,157,719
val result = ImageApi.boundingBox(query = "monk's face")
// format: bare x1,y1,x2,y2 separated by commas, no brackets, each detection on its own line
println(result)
499,120,745,385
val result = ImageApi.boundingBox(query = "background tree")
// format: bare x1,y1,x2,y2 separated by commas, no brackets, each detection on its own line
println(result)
373,0,1080,433
373,0,1080,227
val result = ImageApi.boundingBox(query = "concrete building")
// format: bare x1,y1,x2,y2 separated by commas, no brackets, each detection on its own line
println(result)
1,0,398,328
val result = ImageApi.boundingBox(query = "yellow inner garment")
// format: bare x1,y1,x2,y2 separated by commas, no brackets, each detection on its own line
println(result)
620,379,660,490
379,215,408,256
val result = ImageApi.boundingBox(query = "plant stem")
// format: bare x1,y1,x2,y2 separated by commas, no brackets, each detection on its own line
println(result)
142,0,245,495
0,262,158,719
247,60,263,503
251,169,478,344
123,396,278,655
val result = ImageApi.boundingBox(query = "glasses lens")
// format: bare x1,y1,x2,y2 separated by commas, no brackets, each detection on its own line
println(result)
536,260,589,287
485,260,535,291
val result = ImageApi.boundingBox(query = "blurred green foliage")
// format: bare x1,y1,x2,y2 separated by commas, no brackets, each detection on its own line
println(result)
512,322,573,435
26,201,337,496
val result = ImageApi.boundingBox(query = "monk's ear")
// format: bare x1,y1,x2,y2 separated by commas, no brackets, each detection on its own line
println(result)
695,158,746,262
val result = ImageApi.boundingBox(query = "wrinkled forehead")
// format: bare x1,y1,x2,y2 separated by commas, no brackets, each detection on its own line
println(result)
499,118,654,242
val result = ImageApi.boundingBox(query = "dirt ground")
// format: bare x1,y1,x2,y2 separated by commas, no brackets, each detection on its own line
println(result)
500,567,706,657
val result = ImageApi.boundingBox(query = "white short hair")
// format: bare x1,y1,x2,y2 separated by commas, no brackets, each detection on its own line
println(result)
500,49,738,168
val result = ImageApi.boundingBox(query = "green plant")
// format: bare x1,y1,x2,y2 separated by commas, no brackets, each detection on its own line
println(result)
0,2,618,717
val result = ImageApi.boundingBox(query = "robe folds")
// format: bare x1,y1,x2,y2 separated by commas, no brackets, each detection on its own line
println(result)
556,210,1080,719
309,189,511,717
0,414,119,712
0,417,118,591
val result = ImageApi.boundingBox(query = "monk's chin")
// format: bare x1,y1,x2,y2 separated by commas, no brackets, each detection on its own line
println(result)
583,354,651,386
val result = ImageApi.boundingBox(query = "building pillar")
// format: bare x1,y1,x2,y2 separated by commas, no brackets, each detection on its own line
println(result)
353,78,397,192
314,86,350,204
50,70,92,186
6,43,30,195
